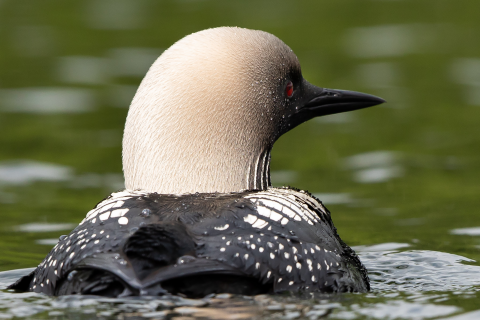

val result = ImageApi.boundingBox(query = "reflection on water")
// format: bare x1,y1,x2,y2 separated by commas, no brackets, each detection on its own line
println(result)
450,227,480,236
361,249,480,292
14,223,75,233
343,151,398,170
353,242,410,252
0,160,123,204
450,59,480,87
0,159,124,195
344,25,418,58
450,58,480,106
108,48,163,77
35,239,62,246
1,243,480,319
85,0,149,30
69,172,125,190
55,48,162,85
56,56,109,85
356,62,400,89
0,88,95,113
442,309,480,320
313,193,353,205
353,166,404,184
0,160,72,185
343,151,404,183
337,300,459,320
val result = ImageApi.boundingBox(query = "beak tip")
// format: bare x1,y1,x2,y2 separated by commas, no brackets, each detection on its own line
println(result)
373,96,386,106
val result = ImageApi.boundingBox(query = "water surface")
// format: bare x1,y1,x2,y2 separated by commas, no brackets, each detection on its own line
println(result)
1,0,480,319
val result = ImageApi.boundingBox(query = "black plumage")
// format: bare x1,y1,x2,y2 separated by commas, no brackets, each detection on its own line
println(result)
9,187,369,297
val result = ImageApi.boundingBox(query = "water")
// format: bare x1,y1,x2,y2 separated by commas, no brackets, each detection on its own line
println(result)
1,0,480,318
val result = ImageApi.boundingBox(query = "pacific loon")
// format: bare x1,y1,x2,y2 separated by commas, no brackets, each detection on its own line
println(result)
10,27,384,297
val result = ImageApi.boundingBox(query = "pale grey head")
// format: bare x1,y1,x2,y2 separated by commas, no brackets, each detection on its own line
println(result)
123,27,384,194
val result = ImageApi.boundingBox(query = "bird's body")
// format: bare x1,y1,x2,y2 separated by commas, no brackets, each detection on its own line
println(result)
13,188,368,296
10,27,383,296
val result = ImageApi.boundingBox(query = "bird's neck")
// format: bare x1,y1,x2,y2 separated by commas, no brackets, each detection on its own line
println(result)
246,148,271,191
123,140,272,194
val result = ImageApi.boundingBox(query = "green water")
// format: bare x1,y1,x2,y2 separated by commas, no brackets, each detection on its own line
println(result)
1,0,480,319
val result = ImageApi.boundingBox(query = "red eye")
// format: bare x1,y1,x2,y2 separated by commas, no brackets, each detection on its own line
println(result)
285,81,294,98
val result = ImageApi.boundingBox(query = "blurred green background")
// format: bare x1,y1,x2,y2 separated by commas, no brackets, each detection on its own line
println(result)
1,0,480,276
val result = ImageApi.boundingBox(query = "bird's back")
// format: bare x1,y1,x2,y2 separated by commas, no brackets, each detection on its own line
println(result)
10,188,369,297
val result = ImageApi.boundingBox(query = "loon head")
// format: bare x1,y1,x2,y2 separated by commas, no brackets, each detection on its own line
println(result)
123,27,384,194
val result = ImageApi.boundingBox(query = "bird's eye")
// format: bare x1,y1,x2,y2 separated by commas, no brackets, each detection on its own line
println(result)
285,81,294,98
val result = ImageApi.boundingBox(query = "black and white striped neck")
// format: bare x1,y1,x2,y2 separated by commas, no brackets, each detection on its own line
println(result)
246,149,271,191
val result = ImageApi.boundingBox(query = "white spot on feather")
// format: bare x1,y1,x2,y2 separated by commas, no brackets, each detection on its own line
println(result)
281,206,296,218
252,219,268,229
243,214,257,225
269,211,282,221
112,200,124,208
97,202,116,214
118,217,129,225
214,224,229,231
99,212,110,221
86,209,98,219
256,206,271,218
111,208,129,218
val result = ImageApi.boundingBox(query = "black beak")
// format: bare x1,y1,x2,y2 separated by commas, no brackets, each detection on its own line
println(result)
303,88,385,116
288,82,385,129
